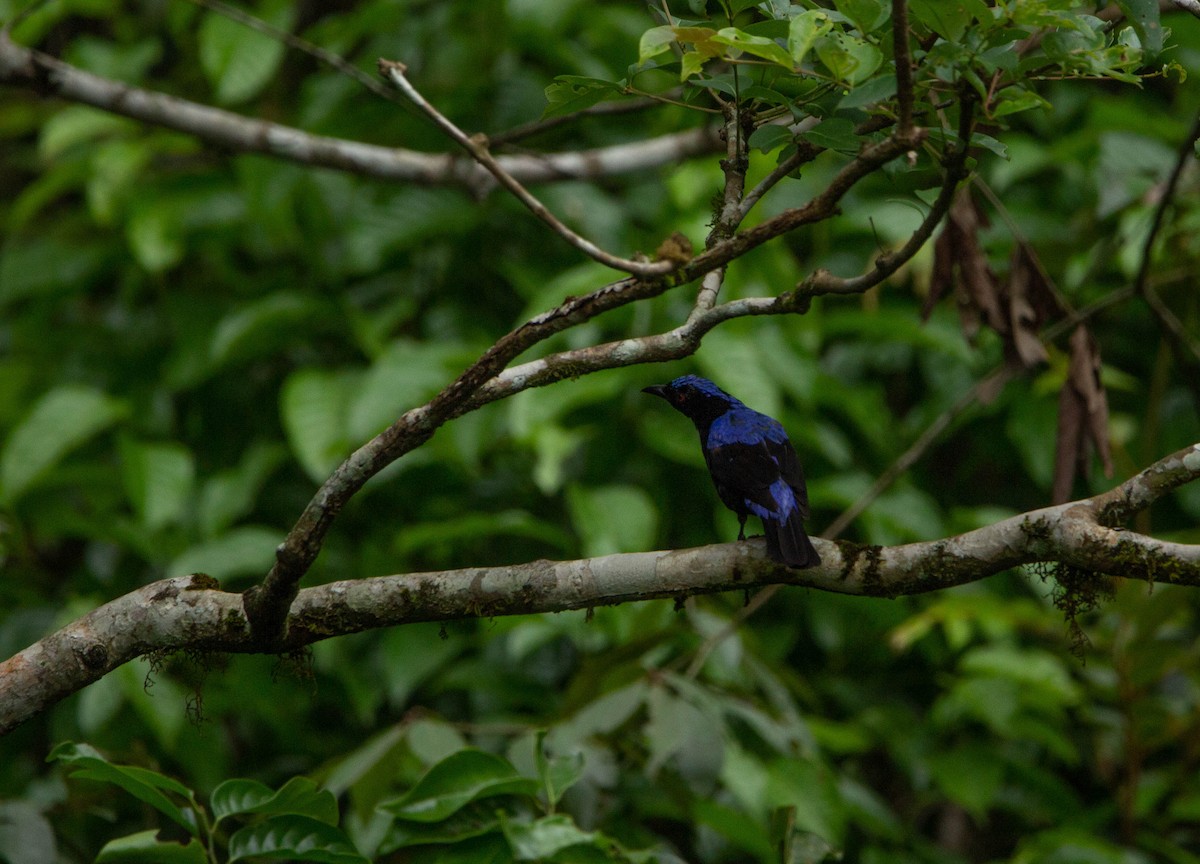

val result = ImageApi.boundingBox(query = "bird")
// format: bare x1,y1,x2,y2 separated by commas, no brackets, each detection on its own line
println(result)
643,375,820,568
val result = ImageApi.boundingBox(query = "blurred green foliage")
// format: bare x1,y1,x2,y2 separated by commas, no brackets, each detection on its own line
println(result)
1,0,1199,862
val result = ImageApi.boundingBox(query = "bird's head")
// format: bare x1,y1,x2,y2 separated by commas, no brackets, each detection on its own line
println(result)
642,375,742,426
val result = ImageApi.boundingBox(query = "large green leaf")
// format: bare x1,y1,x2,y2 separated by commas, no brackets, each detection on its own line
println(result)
119,438,195,530
94,831,208,864
280,368,358,483
0,385,126,504
198,2,293,105
166,525,282,581
712,27,794,68
501,813,602,861
212,777,339,826
566,484,657,557
197,442,287,537
47,743,199,835
227,815,367,864
379,749,539,823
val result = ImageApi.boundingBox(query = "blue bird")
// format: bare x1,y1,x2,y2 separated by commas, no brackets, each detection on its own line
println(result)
643,375,820,568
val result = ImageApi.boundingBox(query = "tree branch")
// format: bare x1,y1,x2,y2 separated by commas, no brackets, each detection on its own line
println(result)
0,33,721,197
5,444,1200,737
1172,0,1200,18
380,59,679,278
892,0,915,138
246,127,926,639
1132,107,1200,410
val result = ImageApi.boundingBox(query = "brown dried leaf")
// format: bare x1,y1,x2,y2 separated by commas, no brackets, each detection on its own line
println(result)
1070,324,1113,479
1052,373,1085,504
1005,243,1050,368
924,227,955,322
949,192,1006,336
1051,324,1113,503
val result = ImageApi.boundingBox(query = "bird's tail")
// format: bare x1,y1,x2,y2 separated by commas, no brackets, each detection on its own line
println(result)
763,512,821,568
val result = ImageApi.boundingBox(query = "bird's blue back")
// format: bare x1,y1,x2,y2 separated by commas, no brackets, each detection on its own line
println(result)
706,406,789,450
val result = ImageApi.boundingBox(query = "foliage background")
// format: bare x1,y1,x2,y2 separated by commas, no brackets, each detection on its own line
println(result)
1,0,1200,861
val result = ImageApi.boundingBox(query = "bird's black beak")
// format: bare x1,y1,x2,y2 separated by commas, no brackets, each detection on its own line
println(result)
642,385,669,399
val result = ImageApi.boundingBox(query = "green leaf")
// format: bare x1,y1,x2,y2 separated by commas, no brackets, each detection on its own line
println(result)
227,815,367,864
748,124,794,154
95,831,208,864
0,385,127,504
86,139,152,225
48,743,199,836
208,292,325,371
212,777,339,826
1115,0,1162,59
126,200,185,273
198,3,293,105
379,749,539,823
166,525,282,581
502,813,602,860
280,368,358,483
380,806,503,852
815,31,882,85
908,0,988,42
0,236,108,304
927,744,1006,819
801,117,859,151
543,77,623,118
38,105,137,160
837,73,896,109
119,438,195,530
765,757,846,846
712,27,794,68
788,10,834,65
991,88,1051,118
347,339,462,442
197,442,286,537
533,731,585,808
834,0,889,35
959,645,1081,705
566,484,657,557
638,25,675,64
0,801,55,864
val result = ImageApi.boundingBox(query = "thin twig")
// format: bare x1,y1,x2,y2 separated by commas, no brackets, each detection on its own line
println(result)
181,0,408,105
824,368,1013,538
488,97,667,146
799,96,975,297
693,104,749,313
0,35,721,195
737,136,821,222
892,0,915,137
250,127,921,638
1132,107,1200,410
380,59,678,279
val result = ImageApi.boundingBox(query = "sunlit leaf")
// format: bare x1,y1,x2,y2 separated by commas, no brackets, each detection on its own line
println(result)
788,10,834,65
713,27,794,68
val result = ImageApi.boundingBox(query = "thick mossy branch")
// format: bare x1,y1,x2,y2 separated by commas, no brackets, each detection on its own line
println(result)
3,443,1199,737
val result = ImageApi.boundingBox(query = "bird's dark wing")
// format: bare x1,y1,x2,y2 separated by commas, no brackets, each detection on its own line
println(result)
704,410,810,520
